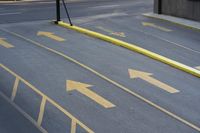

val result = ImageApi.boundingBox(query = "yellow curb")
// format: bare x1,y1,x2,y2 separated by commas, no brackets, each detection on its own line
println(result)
57,21,200,78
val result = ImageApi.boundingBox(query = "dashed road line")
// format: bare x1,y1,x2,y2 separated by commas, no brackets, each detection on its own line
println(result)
1,28,199,132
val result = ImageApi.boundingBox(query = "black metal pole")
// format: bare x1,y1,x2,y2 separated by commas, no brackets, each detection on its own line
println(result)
55,0,61,24
61,0,73,26
158,0,162,14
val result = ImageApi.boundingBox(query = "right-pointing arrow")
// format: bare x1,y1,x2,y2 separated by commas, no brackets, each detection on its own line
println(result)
66,80,115,108
128,69,179,93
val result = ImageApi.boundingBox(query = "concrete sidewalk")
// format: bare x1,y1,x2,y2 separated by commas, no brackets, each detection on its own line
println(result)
143,13,200,31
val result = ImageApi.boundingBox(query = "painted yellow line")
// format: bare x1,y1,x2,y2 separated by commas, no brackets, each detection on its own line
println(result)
0,92,48,133
0,38,14,48
128,69,179,93
1,29,199,132
37,31,65,42
11,77,19,101
71,119,77,133
37,97,46,126
67,80,115,108
0,63,94,133
142,22,172,32
57,21,200,78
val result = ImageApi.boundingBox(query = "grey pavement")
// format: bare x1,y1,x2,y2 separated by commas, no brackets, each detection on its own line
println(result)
0,20,199,133
74,13,200,68
0,0,200,133
0,92,41,133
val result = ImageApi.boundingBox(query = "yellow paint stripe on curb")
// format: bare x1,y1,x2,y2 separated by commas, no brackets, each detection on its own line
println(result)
57,21,200,78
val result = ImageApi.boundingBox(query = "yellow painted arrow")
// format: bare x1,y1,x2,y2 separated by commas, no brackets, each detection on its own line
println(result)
195,66,200,70
37,31,65,42
128,69,179,93
142,22,172,32
66,80,115,108
0,38,14,48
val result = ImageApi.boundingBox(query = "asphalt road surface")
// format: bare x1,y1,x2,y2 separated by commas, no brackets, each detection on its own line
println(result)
0,0,200,133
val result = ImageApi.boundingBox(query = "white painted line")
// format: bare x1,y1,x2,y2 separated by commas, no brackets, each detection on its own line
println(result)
90,5,120,9
0,12,21,16
74,12,128,24
132,28,200,54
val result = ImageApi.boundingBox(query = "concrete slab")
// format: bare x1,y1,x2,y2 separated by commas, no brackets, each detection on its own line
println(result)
143,12,200,31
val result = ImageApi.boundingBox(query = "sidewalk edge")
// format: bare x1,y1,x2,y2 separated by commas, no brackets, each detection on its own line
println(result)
143,13,200,31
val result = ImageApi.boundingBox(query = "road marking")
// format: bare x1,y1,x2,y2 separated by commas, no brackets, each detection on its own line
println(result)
0,38,14,48
0,64,94,133
1,29,199,132
128,69,179,93
74,13,128,24
37,31,65,42
0,92,48,133
195,66,200,70
0,12,21,16
11,77,19,101
37,97,46,126
71,119,76,133
131,28,200,54
90,5,120,9
96,26,126,38
67,80,115,108
149,33,200,54
142,22,172,32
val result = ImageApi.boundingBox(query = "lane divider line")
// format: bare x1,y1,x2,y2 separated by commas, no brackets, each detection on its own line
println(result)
1,28,199,131
57,21,200,78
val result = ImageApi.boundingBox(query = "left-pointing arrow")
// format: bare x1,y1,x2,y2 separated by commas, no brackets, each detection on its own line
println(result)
66,80,116,108
37,31,65,42
0,38,14,48
128,69,179,93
